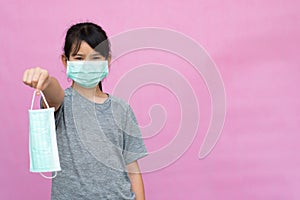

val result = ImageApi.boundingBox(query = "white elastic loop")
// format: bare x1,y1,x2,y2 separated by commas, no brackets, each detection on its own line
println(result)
30,90,50,110
40,171,57,179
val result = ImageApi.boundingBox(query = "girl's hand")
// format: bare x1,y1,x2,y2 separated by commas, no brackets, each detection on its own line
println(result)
23,67,51,94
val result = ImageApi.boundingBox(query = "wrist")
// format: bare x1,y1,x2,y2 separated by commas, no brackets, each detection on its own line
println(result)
42,76,53,92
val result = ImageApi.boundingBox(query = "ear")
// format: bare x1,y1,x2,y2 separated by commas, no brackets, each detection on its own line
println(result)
107,54,112,67
61,54,67,68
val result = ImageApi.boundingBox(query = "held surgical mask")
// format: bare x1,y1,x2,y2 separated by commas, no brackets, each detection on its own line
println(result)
66,60,109,88
29,91,61,179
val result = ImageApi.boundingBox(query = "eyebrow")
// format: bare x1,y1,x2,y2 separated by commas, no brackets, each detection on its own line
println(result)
72,53,84,57
73,53,84,56
90,53,102,56
73,53,102,56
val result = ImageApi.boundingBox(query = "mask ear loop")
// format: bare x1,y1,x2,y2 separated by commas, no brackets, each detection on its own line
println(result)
30,90,59,179
31,90,50,109
40,171,58,179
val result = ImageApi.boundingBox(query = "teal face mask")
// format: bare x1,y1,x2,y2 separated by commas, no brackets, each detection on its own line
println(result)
29,91,61,179
66,60,109,88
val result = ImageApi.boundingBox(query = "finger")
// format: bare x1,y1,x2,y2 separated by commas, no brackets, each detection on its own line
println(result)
22,69,29,85
32,67,42,89
36,90,41,96
36,70,49,91
25,68,35,87
24,69,34,86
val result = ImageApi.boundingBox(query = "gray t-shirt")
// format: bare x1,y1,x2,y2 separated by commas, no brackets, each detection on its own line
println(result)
50,87,148,200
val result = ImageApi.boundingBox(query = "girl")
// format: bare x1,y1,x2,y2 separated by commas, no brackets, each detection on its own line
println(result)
23,22,148,200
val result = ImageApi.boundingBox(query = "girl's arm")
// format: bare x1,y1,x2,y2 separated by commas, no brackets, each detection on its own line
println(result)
23,67,64,110
126,161,146,200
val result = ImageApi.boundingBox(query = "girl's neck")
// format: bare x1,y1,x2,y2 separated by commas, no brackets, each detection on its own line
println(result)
72,82,108,104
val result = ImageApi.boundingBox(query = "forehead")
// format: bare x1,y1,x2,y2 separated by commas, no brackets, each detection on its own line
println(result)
72,41,100,55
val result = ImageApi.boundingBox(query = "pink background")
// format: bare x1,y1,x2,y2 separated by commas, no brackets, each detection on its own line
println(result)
1,0,300,199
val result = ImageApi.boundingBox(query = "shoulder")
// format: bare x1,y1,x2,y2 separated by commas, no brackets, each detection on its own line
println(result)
109,95,131,111
109,95,138,122
64,87,73,97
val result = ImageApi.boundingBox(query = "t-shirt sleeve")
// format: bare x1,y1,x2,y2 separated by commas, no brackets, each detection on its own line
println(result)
122,105,148,165
53,102,64,127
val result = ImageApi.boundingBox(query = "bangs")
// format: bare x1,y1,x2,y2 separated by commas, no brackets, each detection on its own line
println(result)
70,39,82,57
70,27,110,58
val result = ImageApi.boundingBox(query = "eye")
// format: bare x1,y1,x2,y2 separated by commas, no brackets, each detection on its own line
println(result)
92,56,102,60
74,57,83,60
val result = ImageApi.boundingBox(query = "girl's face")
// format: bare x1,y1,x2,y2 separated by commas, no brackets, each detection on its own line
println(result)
70,41,106,61
62,41,110,66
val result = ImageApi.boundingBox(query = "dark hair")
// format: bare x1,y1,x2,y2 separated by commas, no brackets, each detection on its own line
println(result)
63,22,111,91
